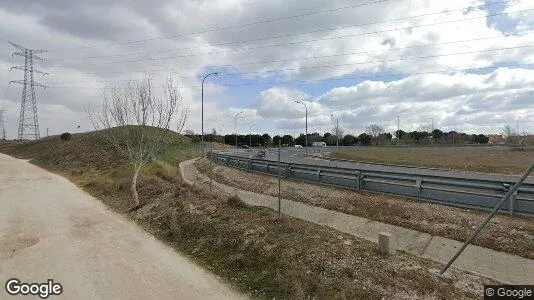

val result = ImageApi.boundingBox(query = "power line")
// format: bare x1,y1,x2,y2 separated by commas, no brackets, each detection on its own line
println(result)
44,32,533,79
46,8,533,69
45,0,512,62
45,45,534,85
47,0,393,53
47,63,534,90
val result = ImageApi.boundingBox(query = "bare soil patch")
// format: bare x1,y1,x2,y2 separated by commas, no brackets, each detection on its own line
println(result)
329,146,534,174
195,159,534,260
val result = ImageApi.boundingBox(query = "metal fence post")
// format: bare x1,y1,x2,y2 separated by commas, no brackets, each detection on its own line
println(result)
355,171,361,190
415,179,422,194
209,142,213,191
278,140,282,218
438,163,534,276
285,163,289,178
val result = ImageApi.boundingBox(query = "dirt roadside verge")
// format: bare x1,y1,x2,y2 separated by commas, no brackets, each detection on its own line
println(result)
195,159,534,260
328,147,534,174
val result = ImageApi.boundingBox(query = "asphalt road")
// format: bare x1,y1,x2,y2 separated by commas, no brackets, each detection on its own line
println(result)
0,153,244,300
224,147,534,183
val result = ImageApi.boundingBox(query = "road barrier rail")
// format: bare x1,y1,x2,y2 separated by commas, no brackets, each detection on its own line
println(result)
211,152,534,215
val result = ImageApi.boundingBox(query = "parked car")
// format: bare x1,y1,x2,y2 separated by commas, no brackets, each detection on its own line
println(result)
294,145,303,148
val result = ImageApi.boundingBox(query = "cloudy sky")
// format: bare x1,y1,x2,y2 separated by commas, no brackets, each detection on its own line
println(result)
0,0,533,139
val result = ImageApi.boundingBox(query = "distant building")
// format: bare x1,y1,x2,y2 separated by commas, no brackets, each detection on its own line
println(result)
488,134,504,144
524,135,534,144
487,134,534,145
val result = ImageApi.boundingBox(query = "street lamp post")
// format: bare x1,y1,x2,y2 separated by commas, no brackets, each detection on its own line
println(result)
397,115,400,146
295,101,308,156
331,114,339,147
249,125,255,147
517,117,522,145
234,111,243,147
201,72,220,149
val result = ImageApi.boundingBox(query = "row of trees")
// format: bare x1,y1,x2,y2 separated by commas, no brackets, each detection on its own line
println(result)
185,124,492,147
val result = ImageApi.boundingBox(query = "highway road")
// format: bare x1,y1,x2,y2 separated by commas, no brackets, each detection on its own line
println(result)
222,147,534,184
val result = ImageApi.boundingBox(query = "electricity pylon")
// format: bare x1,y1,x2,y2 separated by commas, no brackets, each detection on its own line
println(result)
0,110,6,140
9,42,46,140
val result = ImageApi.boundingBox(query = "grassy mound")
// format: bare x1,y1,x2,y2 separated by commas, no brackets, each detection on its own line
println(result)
0,127,193,170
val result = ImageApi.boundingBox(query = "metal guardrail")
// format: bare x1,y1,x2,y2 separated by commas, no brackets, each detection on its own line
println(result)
212,152,534,215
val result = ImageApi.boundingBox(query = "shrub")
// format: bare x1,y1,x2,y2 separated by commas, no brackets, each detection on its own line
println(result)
227,195,248,208
60,132,72,141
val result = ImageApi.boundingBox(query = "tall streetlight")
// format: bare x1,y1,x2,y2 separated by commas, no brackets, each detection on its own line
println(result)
234,111,243,147
331,114,339,147
201,72,220,146
295,101,308,156
397,115,400,146
517,116,522,145
249,124,255,147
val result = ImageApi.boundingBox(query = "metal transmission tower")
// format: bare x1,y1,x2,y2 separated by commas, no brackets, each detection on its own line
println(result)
0,110,5,140
9,42,46,140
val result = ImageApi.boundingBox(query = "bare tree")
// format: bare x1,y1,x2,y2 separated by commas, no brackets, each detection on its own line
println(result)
87,76,187,210
366,124,384,145
331,125,344,145
502,125,516,144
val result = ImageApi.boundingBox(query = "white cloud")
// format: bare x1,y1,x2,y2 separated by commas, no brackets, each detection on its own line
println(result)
506,0,534,32
0,0,533,138
252,87,311,119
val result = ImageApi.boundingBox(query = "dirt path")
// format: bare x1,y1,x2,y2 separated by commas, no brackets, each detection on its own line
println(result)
0,153,244,300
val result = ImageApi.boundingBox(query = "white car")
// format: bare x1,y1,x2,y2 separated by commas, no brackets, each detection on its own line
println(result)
294,145,303,148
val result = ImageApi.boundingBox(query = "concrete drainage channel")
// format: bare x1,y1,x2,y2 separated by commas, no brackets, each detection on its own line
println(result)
211,152,534,215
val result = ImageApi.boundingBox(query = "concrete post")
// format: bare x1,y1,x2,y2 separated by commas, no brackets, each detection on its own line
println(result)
378,232,396,255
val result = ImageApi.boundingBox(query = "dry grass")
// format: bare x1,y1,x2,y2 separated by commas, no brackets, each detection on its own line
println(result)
195,159,534,260
158,174,492,299
0,130,497,299
329,146,534,174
